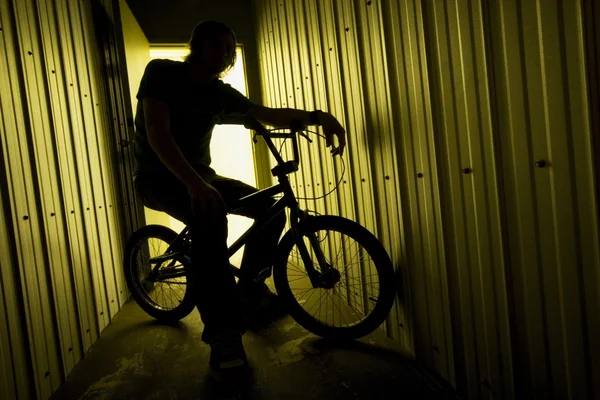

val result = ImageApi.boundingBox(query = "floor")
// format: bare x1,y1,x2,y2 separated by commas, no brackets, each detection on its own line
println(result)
50,287,460,400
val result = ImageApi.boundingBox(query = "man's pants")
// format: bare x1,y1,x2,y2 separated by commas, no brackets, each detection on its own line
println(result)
134,173,286,343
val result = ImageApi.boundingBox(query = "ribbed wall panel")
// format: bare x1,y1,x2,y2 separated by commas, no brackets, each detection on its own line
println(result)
423,1,513,397
0,0,135,398
485,0,599,398
382,0,453,371
252,0,600,398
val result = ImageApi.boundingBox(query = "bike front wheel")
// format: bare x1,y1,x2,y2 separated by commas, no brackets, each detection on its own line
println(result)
273,215,397,340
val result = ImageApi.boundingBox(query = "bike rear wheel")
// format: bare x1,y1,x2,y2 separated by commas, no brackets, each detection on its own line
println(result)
273,215,396,340
124,225,196,323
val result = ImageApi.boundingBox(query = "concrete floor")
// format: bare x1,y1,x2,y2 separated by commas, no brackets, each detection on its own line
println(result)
51,290,460,400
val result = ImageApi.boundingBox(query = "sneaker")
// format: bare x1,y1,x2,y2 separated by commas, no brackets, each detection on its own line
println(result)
240,281,280,321
209,333,248,381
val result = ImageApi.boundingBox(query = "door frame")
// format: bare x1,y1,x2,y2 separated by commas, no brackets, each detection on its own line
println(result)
582,0,600,218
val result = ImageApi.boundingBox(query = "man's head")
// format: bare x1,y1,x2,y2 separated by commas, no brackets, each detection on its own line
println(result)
186,20,237,78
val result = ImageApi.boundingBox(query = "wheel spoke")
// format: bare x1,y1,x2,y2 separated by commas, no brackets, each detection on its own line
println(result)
324,289,351,327
131,234,190,313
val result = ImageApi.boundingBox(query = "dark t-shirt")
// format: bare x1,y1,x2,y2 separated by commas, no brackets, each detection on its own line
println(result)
133,58,253,177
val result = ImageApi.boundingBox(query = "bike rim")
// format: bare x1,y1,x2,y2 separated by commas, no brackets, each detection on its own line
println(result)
132,236,188,311
286,229,382,329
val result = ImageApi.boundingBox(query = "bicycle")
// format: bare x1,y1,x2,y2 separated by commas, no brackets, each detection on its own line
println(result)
123,115,397,340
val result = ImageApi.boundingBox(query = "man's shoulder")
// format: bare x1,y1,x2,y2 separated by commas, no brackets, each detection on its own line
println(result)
145,58,186,76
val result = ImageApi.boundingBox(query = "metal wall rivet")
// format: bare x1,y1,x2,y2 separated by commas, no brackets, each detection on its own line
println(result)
481,380,492,389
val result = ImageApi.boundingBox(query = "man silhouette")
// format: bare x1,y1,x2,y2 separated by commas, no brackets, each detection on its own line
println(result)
133,20,346,380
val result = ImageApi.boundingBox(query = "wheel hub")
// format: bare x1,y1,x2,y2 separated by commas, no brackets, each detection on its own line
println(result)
317,267,341,289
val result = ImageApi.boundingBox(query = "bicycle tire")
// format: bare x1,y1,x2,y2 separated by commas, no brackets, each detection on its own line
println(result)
124,225,196,323
273,215,396,340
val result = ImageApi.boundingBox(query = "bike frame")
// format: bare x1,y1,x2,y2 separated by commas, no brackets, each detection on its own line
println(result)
149,116,331,287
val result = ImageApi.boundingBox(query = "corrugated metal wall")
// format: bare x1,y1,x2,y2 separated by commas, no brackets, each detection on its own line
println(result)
251,0,600,399
0,0,136,398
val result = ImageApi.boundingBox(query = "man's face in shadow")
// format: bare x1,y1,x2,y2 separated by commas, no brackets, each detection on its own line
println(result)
197,33,236,76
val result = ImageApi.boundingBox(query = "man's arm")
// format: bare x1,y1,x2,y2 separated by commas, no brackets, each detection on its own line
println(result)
143,97,204,189
248,104,319,128
247,104,347,156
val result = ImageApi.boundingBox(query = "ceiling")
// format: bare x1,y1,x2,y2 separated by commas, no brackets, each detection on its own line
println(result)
124,0,256,44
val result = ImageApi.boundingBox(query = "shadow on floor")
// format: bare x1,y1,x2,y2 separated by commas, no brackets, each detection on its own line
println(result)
50,297,460,400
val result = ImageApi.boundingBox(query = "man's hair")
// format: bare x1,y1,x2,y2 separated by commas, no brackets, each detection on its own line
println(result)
185,20,237,78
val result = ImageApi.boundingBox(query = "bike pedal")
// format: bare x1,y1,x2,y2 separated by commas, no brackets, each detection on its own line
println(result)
253,267,272,283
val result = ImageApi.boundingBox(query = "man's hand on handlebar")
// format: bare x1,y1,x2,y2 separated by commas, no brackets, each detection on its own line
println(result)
319,112,346,157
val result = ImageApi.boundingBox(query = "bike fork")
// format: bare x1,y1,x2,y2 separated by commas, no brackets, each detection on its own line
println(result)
290,209,331,288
